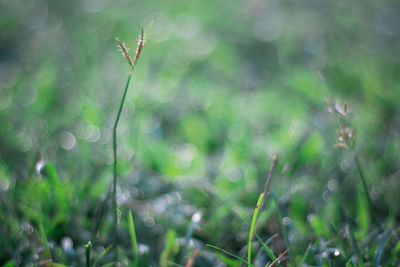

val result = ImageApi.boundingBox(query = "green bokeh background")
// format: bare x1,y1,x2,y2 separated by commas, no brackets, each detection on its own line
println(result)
1,0,399,266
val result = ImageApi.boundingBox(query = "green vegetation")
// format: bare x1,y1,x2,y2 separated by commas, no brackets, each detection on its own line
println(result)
1,0,400,266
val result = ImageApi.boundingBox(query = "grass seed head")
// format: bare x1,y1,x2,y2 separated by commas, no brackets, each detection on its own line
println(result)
116,37,133,67
326,98,350,116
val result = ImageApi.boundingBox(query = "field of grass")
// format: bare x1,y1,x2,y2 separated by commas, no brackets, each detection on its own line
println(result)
1,0,400,266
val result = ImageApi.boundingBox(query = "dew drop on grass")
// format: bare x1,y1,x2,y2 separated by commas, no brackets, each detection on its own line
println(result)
192,211,202,223
334,249,340,257
35,160,45,175
61,236,73,251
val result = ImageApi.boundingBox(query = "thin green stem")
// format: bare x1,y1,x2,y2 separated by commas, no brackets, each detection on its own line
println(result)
354,155,372,210
354,153,381,229
113,69,133,264
112,28,145,266
86,241,92,267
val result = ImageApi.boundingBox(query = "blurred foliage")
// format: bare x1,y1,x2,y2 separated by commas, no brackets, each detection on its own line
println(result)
1,0,400,266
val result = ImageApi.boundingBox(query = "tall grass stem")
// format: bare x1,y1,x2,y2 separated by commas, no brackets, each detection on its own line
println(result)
112,27,145,265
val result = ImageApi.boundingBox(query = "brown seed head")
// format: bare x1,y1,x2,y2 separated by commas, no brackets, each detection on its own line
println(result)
116,37,133,67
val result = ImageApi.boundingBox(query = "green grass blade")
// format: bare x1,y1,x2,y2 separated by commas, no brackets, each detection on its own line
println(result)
299,242,313,266
128,210,139,267
38,221,52,261
346,258,357,267
206,244,254,267
94,245,113,267
374,229,389,267
86,241,92,267
248,193,265,267
160,230,179,267
254,234,281,267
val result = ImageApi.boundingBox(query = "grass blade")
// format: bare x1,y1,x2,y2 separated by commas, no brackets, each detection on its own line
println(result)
254,234,282,267
94,245,113,267
374,229,389,267
346,258,357,267
128,210,139,267
86,241,92,267
249,154,279,266
206,244,254,267
248,193,265,266
299,242,313,266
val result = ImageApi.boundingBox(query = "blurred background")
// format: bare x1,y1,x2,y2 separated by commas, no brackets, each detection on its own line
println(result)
1,0,400,266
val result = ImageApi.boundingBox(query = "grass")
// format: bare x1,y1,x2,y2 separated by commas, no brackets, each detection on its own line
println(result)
128,210,139,267
1,1,400,266
112,28,146,263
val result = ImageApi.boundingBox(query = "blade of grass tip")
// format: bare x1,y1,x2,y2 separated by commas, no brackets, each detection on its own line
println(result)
299,242,313,266
94,245,113,267
86,241,92,267
249,193,265,266
113,28,146,265
255,154,279,233
144,20,154,41
271,191,295,267
374,229,389,267
206,244,254,267
128,210,139,267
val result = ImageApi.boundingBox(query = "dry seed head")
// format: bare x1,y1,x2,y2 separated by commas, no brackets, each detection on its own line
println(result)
334,127,356,149
116,37,133,67
326,99,350,116
133,26,146,66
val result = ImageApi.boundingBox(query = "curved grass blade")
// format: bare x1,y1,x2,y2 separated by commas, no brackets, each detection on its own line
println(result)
299,242,313,266
128,210,139,267
248,193,265,266
94,245,113,267
206,244,254,267
254,234,282,267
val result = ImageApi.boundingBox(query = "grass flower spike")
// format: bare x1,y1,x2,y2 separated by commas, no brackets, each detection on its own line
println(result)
112,26,146,265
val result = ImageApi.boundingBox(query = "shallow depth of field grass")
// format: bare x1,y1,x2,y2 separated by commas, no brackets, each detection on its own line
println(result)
1,0,400,266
